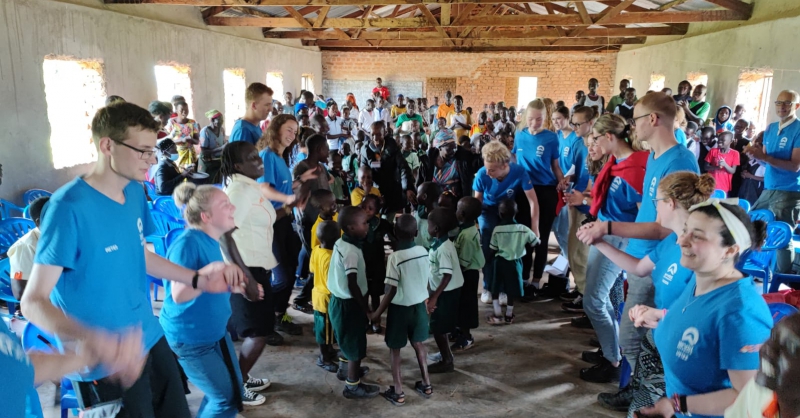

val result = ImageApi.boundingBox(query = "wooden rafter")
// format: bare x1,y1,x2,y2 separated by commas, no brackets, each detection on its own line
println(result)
450,3,476,26
106,0,714,4
703,0,753,16
417,4,454,45
264,25,688,39
282,6,313,28
314,36,644,47
567,0,634,38
441,4,451,25
313,6,330,28
658,0,691,10
574,2,592,25
320,46,621,53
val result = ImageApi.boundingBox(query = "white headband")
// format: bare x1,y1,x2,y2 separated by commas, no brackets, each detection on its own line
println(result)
688,198,752,254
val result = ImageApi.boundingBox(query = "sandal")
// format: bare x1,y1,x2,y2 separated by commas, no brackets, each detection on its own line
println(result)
504,314,516,324
316,356,338,373
381,386,406,406
486,314,504,325
414,381,433,398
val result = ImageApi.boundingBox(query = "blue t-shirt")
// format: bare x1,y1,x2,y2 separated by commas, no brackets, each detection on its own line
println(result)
229,119,262,145
558,130,590,193
763,119,800,191
626,145,699,258
675,129,687,147
35,178,162,381
648,233,693,310
597,174,642,223
514,128,560,186
259,149,294,209
160,229,230,346
0,322,41,418
654,277,772,418
472,163,533,208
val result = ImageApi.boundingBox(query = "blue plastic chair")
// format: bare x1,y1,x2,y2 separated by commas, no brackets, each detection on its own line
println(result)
21,323,79,418
149,211,185,239
0,199,25,220
22,189,52,206
153,196,182,220
768,302,799,324
0,258,20,317
750,209,774,223
165,228,184,250
146,213,184,302
738,221,793,293
711,189,727,199
737,199,751,213
0,217,35,255
143,182,158,201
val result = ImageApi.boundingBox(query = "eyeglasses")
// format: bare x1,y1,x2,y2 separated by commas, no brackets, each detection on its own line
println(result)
652,197,669,203
588,134,602,144
572,121,587,128
630,113,656,127
775,101,797,107
111,139,157,160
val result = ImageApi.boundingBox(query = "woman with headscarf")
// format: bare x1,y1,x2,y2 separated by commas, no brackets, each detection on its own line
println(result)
149,100,173,141
417,129,478,199
166,101,201,167
199,109,226,183
345,92,359,113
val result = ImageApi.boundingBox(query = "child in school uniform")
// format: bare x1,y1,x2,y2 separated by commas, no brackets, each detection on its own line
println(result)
360,194,396,334
486,199,540,325
370,215,433,406
311,221,341,373
327,206,378,399
426,208,464,374
415,182,443,250
309,189,339,249
452,197,485,350
351,165,382,207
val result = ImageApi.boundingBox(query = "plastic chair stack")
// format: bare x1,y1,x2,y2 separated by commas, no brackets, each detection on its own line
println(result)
738,221,793,293
22,189,52,206
146,212,185,302
737,199,751,213
749,209,774,223
0,217,35,255
21,323,79,418
0,258,20,317
143,182,158,201
711,189,727,199
0,199,25,220
153,196,182,220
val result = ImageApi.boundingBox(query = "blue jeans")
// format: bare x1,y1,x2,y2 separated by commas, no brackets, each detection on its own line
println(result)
169,334,243,418
478,206,501,290
752,189,800,273
583,235,627,363
553,206,570,257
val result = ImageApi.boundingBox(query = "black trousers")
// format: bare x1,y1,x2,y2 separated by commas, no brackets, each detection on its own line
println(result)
531,185,558,280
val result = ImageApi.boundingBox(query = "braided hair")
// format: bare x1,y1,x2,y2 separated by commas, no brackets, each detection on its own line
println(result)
219,141,253,187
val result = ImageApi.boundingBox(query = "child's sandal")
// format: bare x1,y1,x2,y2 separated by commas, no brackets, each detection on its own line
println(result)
504,314,516,324
486,314,504,325
381,386,406,406
414,381,433,398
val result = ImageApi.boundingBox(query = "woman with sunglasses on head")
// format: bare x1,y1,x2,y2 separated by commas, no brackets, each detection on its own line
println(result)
627,200,772,418
578,113,649,383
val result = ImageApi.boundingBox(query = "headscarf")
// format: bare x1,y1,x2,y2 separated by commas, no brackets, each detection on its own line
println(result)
205,109,222,120
688,198,751,253
434,129,456,148
148,100,171,117
346,93,359,111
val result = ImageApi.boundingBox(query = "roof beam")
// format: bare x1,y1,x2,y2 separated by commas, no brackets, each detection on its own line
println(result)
441,3,451,25
313,6,330,28
318,36,644,47
206,9,748,28
107,0,730,5
568,0,634,37
703,0,753,17
574,2,592,25
282,5,313,28
264,25,688,39
320,46,621,53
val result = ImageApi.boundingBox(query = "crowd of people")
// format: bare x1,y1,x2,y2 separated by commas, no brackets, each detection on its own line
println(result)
3,75,800,418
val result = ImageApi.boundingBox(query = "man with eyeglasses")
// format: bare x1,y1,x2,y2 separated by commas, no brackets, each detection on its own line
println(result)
578,92,699,411
745,90,800,274
21,102,246,417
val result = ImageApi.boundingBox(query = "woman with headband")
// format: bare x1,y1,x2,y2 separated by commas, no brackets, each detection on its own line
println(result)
628,199,773,418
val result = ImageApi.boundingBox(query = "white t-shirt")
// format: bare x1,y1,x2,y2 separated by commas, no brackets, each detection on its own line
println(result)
225,174,278,270
326,116,344,150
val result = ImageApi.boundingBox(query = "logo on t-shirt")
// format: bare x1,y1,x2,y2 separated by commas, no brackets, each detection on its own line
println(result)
662,263,678,285
506,189,515,198
138,218,145,247
536,145,545,157
648,177,657,198
562,147,570,158
610,177,622,192
779,136,789,149
677,327,699,361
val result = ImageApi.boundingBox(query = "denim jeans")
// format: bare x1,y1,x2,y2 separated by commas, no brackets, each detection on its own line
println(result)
553,206,590,292
553,206,570,257
752,189,800,273
169,334,243,418
620,272,655,362
479,206,501,290
583,235,627,363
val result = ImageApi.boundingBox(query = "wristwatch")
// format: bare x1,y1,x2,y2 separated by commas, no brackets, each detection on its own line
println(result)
582,198,588,206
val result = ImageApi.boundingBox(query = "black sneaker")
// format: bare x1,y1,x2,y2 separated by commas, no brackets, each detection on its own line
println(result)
244,376,271,392
428,361,455,374
571,315,593,329
451,337,475,351
580,359,621,383
293,277,307,289
265,332,284,346
292,302,313,315
597,385,634,412
581,349,604,364
343,382,380,399
275,313,302,335
336,363,370,381
242,388,266,406
560,290,582,301
561,296,584,313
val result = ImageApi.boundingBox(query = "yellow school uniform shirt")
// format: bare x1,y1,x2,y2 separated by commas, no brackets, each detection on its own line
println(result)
310,213,340,249
310,246,333,313
350,187,381,208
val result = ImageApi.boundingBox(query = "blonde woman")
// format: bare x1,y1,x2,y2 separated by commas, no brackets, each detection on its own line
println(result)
513,99,564,288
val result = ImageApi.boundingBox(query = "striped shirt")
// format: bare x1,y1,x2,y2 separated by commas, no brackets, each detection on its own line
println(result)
385,246,430,306
490,223,540,260
327,239,367,299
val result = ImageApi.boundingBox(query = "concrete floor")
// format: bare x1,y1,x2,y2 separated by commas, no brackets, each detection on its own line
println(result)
35,239,626,418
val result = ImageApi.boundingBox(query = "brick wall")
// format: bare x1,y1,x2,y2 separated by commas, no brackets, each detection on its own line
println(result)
425,77,457,104
322,51,617,110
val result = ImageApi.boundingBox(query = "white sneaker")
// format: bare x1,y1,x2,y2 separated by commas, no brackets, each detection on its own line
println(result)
244,375,271,392
242,388,266,406
499,293,508,306
480,289,492,304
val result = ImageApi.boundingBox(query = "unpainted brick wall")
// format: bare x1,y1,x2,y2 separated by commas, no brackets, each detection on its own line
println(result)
425,77,457,104
322,51,617,110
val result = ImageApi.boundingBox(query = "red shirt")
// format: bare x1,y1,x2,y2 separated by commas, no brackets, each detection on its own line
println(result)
372,86,389,100
705,148,740,192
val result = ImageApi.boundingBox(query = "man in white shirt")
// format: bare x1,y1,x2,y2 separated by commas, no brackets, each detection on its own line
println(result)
8,197,49,302
358,99,383,135
325,101,347,151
